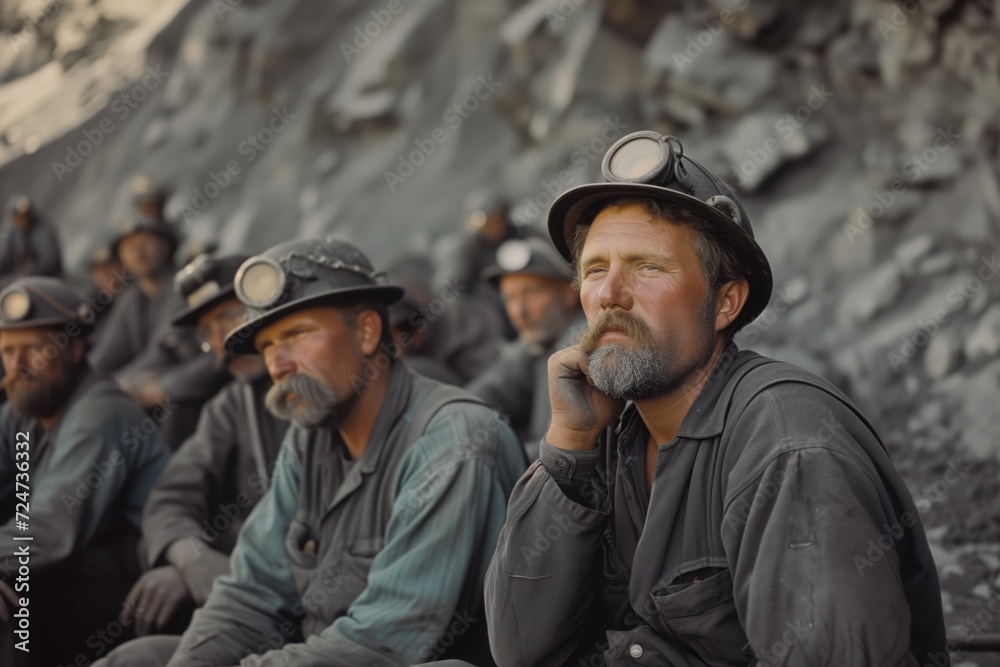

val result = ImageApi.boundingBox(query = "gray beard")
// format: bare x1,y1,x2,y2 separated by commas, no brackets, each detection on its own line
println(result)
265,373,351,431
586,317,717,403
587,343,688,401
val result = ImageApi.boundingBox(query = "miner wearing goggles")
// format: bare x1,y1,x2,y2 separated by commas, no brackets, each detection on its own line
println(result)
484,132,947,666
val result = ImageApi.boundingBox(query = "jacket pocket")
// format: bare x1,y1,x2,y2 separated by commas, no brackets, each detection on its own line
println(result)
649,567,749,666
285,519,319,570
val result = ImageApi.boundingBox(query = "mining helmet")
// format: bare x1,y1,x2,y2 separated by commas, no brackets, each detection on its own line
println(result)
131,176,169,208
0,276,95,331
547,130,773,330
224,237,404,355
481,236,574,286
113,214,182,253
171,253,250,328
6,194,32,217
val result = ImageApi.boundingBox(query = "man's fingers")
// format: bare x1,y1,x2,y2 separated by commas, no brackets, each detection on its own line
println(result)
153,593,182,631
133,581,157,636
123,578,145,613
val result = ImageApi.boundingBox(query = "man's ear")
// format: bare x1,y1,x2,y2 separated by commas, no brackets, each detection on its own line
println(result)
561,283,580,311
70,337,87,365
714,279,750,333
356,310,382,357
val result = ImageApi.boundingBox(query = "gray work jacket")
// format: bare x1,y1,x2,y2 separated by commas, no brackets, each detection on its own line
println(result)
143,373,288,564
486,345,947,666
0,367,169,583
167,365,526,666
468,312,587,460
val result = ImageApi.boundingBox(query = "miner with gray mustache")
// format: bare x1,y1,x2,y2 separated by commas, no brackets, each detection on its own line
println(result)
115,237,523,667
484,132,947,666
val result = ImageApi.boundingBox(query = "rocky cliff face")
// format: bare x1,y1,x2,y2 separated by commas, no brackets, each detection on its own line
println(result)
2,0,999,651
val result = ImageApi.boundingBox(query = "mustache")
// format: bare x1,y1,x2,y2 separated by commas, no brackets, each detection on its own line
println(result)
1,372,22,393
265,373,337,427
576,310,656,354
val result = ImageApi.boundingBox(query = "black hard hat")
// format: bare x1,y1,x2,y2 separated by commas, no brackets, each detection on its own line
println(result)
224,237,404,355
0,276,95,331
113,214,181,251
547,131,773,330
171,253,250,327
481,236,574,286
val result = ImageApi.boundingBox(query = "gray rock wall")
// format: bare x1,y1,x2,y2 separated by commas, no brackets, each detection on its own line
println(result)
1,0,998,455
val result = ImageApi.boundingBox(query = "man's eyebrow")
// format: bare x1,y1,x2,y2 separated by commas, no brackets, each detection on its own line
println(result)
580,249,677,266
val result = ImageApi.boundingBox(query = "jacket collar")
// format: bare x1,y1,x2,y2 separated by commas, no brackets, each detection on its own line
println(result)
617,341,753,442
357,362,412,474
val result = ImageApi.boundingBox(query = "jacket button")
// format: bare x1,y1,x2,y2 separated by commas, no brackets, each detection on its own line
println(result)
629,643,643,658
556,457,568,469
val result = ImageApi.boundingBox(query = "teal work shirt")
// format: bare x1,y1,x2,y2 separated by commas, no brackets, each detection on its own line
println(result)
167,365,525,666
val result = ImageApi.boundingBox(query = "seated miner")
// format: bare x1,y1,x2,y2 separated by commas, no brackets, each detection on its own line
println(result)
84,238,128,344
0,276,169,667
121,253,287,638
484,132,948,666
131,175,171,222
468,235,585,460
97,237,524,667
385,252,506,385
88,215,182,375
90,218,228,448
0,195,63,289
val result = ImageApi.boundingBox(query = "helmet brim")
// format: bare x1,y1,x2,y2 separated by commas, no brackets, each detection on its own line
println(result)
171,286,239,328
223,284,404,356
547,182,773,329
